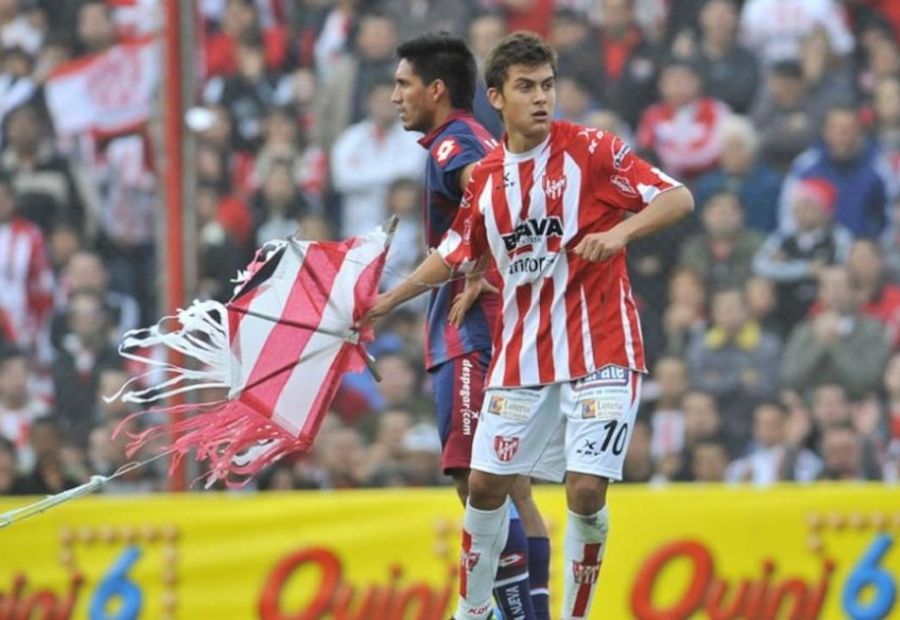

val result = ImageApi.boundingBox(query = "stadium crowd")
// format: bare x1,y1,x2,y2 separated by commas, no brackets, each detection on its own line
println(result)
0,0,898,494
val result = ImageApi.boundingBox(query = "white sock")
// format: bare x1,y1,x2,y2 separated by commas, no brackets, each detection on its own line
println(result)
455,498,510,620
561,506,609,619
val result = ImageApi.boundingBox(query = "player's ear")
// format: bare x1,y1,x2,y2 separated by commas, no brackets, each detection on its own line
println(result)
486,86,504,113
431,79,447,103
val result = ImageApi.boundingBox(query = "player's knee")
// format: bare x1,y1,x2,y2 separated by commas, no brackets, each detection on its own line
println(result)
566,473,608,515
450,470,469,504
467,470,513,510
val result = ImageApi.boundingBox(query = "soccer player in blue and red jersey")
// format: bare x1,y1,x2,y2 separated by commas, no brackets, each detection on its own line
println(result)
392,33,550,620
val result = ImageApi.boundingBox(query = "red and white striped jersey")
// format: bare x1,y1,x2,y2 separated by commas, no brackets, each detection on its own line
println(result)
438,121,681,389
0,217,54,352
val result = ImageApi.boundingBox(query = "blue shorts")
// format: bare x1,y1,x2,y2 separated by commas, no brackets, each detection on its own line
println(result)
430,350,490,473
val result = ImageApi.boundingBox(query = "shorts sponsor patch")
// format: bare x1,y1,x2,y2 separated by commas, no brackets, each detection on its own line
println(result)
486,390,538,422
574,365,630,391
579,397,626,420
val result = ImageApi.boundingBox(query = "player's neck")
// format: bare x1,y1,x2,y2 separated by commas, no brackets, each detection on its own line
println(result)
428,105,458,133
505,129,550,154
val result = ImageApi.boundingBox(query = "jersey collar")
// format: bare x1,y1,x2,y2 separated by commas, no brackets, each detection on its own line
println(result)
418,109,473,148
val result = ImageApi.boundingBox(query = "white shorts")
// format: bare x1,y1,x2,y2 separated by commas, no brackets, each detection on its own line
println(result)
470,365,642,482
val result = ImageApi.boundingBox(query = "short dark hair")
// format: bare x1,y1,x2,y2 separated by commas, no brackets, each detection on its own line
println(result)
396,32,477,110
484,31,557,91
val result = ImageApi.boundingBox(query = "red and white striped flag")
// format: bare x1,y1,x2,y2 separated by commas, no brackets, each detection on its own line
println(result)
45,36,159,137
109,224,392,486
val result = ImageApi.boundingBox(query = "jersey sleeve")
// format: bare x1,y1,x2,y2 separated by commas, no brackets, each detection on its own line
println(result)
431,133,486,196
437,170,488,273
588,130,682,213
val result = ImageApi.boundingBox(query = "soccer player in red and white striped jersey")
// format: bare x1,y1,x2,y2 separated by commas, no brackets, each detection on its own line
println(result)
368,32,694,620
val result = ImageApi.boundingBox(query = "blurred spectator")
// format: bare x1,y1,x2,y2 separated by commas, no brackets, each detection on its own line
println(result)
687,287,780,450
883,352,900,441
743,275,779,335
330,79,424,237
75,0,117,57
637,58,730,180
467,10,506,137
678,190,763,293
871,76,900,187
688,436,729,482
664,389,722,481
53,250,141,345
1,104,86,235
739,0,854,68
313,11,399,152
196,183,248,302
0,0,42,56
753,178,853,334
203,0,289,77
316,424,369,489
750,60,820,172
0,435,25,494
375,351,429,413
622,418,653,483
0,174,53,359
693,115,782,233
382,178,425,293
378,0,474,42
595,0,659,128
555,75,597,124
51,289,120,444
782,266,891,398
645,356,688,462
366,407,414,470
251,159,310,246
799,26,857,112
0,46,37,132
817,422,880,480
779,105,892,238
846,239,900,347
397,421,444,486
87,417,159,493
725,401,822,484
16,416,81,494
551,8,602,99
662,268,707,356
205,33,282,153
690,0,760,114
0,347,47,471
251,105,327,207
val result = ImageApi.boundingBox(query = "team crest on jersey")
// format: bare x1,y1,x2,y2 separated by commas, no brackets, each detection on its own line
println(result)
494,436,520,462
542,173,567,200
610,175,638,197
501,217,564,253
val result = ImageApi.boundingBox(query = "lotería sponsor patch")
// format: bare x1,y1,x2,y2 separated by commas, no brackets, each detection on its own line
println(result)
578,397,626,420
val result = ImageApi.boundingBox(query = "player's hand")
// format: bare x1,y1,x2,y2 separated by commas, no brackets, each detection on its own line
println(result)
448,277,498,328
572,229,628,262
362,293,394,326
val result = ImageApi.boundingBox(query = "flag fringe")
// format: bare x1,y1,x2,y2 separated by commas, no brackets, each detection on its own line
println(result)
109,299,305,487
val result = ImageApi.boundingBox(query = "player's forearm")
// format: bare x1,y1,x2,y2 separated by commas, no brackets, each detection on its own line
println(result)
382,251,453,309
619,186,694,243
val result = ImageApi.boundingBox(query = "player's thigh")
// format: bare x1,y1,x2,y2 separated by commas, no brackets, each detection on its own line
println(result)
429,351,489,473
471,383,566,483
563,365,642,480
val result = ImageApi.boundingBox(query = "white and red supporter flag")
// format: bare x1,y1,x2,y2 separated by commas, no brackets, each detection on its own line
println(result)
44,36,159,137
108,224,393,486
